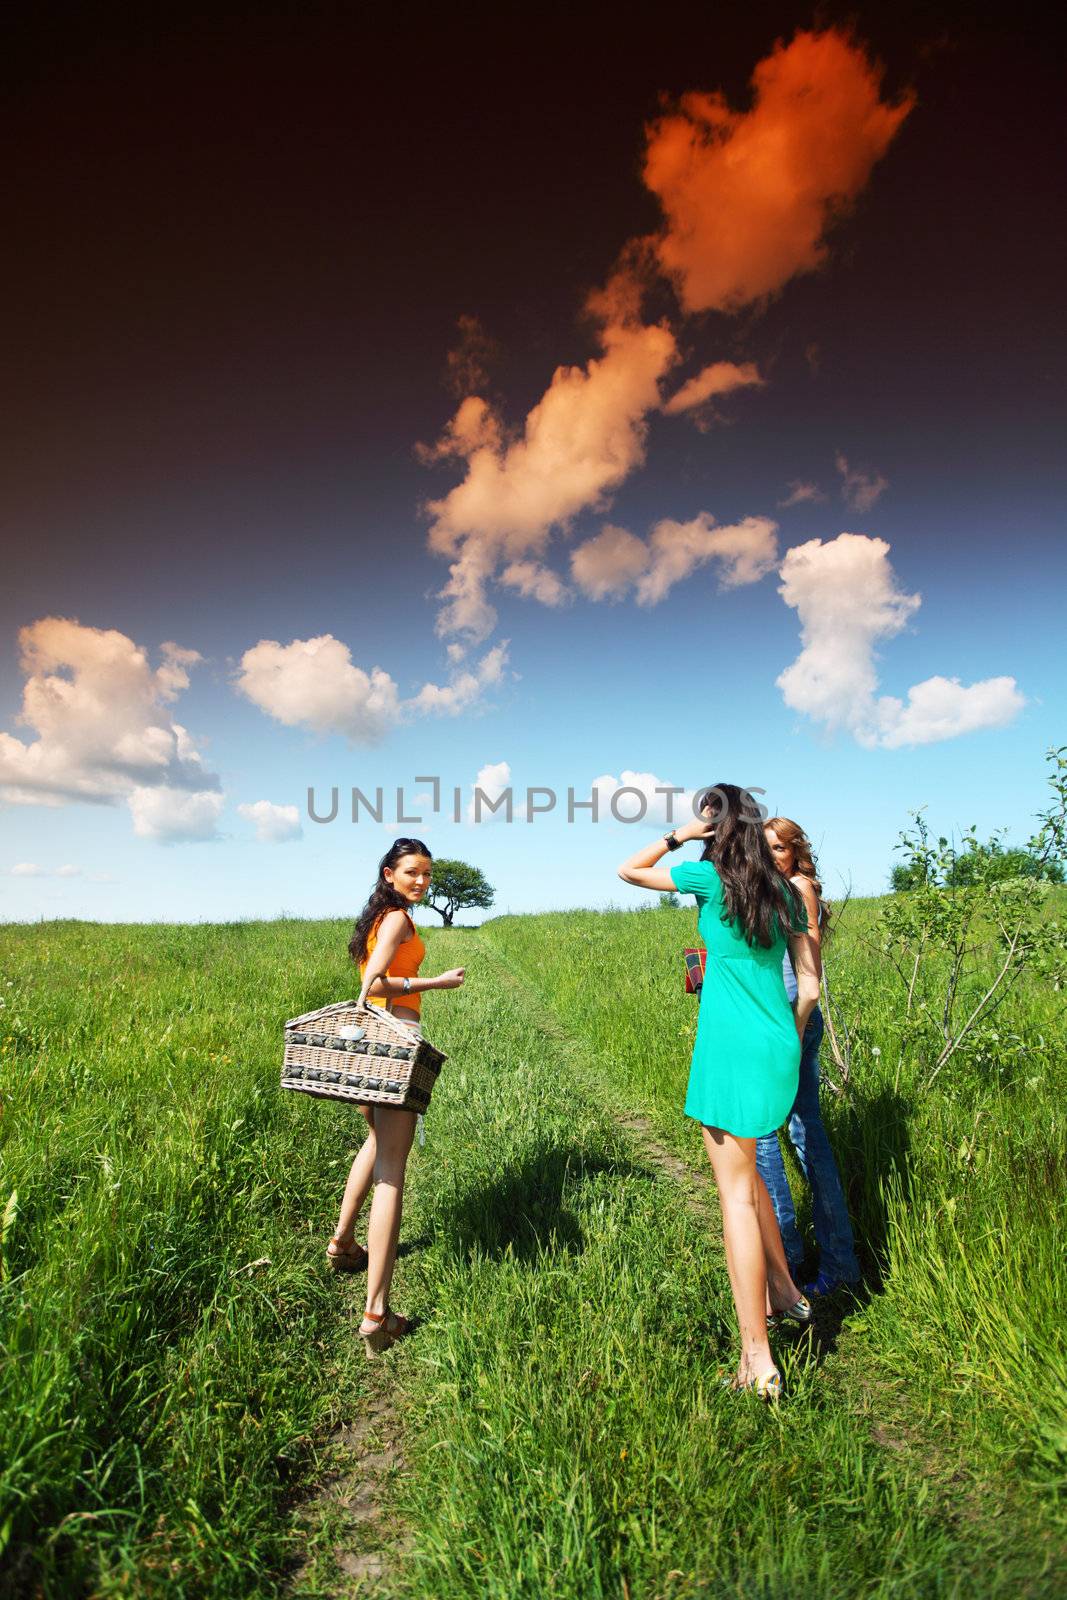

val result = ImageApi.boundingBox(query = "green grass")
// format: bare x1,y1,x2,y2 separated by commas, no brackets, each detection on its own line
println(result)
1,903,1065,1597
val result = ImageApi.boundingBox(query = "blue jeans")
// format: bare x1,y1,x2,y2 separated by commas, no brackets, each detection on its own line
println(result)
756,1008,860,1283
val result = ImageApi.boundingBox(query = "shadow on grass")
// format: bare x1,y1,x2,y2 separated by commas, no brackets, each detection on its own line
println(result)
844,1081,915,1294
437,1143,654,1265
774,1081,916,1365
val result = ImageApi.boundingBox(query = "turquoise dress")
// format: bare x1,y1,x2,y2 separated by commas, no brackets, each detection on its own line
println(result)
670,858,805,1137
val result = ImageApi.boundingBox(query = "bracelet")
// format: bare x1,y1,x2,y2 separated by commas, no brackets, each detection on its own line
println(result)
402,976,412,993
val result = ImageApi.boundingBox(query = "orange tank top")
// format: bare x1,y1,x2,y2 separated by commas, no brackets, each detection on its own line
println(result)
359,909,426,1016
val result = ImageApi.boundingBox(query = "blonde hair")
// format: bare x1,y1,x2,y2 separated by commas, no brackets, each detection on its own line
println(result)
765,816,831,939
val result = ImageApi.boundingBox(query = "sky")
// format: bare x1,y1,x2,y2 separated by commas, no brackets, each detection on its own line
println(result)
2,1,1065,924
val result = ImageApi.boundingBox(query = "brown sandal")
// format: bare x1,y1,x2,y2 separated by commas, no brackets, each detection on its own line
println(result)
326,1236,369,1273
359,1306,411,1357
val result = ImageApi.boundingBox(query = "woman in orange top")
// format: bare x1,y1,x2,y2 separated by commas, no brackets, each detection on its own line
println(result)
328,837,465,1354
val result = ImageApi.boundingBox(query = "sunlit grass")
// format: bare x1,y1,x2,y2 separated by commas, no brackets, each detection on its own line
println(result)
1,903,1064,1597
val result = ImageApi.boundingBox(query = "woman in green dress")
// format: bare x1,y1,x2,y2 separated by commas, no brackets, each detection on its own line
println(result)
618,783,821,1399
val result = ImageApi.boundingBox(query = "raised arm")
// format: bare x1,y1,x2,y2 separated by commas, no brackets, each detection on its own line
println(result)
617,815,712,892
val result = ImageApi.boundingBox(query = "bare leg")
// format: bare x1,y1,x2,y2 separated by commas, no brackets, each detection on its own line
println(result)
756,1170,804,1313
361,1106,417,1329
332,1106,377,1246
702,1125,778,1383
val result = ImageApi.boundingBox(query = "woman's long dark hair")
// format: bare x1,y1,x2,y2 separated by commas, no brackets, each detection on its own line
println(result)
696,784,802,949
348,838,432,965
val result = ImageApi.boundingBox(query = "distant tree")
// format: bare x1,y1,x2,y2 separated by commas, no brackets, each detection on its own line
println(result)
890,840,1063,891
659,891,681,909
945,842,1064,887
890,860,930,893
425,859,495,927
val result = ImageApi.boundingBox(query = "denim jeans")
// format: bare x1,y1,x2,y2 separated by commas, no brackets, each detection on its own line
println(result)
756,1008,860,1283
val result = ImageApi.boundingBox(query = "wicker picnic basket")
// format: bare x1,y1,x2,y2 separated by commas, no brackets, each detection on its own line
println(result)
281,1000,446,1113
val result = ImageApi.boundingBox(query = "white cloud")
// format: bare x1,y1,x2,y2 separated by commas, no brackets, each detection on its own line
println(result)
8,861,85,878
234,634,402,745
406,643,510,718
0,618,218,811
663,360,763,416
237,799,303,843
433,540,500,642
466,759,521,824
776,534,1025,747
235,633,510,741
572,514,779,605
836,452,888,513
591,770,698,826
778,481,826,509
872,676,1026,749
127,786,225,843
8,864,84,876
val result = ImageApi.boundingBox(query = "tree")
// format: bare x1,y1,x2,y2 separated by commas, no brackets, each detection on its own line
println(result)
945,841,1064,887
875,747,1067,1085
425,859,495,926
890,860,930,892
889,832,1064,891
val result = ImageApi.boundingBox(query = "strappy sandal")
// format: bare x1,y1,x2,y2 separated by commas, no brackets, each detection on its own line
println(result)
326,1236,369,1274
766,1294,813,1330
359,1306,411,1358
752,1368,782,1402
719,1366,782,1401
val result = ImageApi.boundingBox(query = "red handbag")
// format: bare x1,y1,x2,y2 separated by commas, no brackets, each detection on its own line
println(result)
684,947,706,993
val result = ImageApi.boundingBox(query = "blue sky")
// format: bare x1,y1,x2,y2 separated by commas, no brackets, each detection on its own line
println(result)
2,10,1064,924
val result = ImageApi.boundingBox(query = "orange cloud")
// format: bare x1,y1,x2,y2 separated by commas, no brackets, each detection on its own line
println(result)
662,360,763,415
422,300,678,639
643,28,914,313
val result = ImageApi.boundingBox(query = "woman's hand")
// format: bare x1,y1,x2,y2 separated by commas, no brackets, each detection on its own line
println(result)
675,811,714,843
434,968,466,990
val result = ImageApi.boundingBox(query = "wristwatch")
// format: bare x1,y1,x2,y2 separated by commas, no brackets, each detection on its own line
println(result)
663,830,682,851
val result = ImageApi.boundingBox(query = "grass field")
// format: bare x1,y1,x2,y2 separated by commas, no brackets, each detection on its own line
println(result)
1,899,1065,1597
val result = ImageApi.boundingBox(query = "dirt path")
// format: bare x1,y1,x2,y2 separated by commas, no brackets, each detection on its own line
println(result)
287,931,722,1598
484,940,720,1219
287,1310,410,1597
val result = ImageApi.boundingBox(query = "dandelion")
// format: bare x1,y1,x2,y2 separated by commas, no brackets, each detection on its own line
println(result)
871,1046,881,1057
